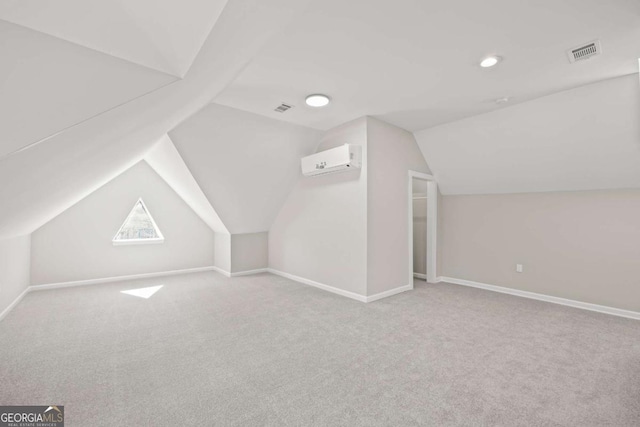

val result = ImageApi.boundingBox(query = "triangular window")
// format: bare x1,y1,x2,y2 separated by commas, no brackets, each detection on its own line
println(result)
112,198,164,245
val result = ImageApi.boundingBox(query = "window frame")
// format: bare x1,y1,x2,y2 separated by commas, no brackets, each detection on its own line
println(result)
112,198,165,246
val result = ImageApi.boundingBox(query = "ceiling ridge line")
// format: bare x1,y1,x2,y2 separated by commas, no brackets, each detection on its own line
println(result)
0,18,182,78
0,78,181,163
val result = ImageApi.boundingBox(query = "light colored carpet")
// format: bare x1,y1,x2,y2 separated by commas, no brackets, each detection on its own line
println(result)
1,272,639,426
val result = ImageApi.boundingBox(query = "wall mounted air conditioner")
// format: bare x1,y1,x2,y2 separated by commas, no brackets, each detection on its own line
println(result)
301,144,362,177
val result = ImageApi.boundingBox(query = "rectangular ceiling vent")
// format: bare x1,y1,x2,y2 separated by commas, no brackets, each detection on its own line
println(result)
567,40,601,63
274,103,293,113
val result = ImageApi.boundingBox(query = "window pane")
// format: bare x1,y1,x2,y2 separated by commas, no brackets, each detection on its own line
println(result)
114,200,162,241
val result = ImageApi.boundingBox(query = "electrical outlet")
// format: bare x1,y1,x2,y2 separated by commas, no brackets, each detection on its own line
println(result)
516,264,523,273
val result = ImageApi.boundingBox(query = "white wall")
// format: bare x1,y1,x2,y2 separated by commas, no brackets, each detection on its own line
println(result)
214,232,231,273
0,235,31,316
366,118,431,295
270,117,369,296
412,199,427,275
145,134,228,234
440,189,640,312
31,161,215,284
231,232,268,273
413,179,428,276
270,116,434,297
0,0,309,239
169,103,322,234
415,74,640,195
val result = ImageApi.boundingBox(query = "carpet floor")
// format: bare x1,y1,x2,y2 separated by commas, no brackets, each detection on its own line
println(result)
1,272,639,426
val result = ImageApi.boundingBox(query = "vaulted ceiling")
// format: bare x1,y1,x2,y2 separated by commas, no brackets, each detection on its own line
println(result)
0,0,229,77
0,0,312,238
216,0,640,131
1,0,639,239
169,104,321,234
415,74,640,195
0,20,176,156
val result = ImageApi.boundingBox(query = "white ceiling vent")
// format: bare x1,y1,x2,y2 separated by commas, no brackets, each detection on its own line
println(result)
567,40,601,63
274,103,293,113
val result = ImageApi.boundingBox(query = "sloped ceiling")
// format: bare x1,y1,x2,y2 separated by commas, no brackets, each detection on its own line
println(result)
215,0,640,132
0,0,311,239
415,74,640,195
169,103,322,234
0,20,176,156
2,0,639,239
144,135,229,234
0,0,228,77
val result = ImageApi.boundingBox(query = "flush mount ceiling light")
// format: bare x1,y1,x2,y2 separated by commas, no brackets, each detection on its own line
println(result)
480,56,502,68
305,94,331,107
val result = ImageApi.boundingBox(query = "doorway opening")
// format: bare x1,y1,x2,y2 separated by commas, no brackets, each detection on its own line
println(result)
408,171,438,287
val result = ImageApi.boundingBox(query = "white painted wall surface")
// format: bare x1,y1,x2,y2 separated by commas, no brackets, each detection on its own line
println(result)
231,232,268,273
413,179,428,276
145,135,229,234
415,74,640,195
170,103,322,234
437,189,444,278
0,0,310,239
214,233,231,274
269,117,368,296
30,162,215,284
366,118,431,295
441,189,640,312
0,235,31,315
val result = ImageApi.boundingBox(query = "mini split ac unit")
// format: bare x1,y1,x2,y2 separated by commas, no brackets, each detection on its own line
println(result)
301,144,362,177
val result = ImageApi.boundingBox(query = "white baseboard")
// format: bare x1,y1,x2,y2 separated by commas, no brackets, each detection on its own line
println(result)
213,267,268,277
267,268,367,303
0,287,30,322
31,266,218,291
0,266,271,322
440,276,640,321
413,272,427,280
434,276,444,283
212,267,231,277
267,269,412,303
230,268,268,277
0,267,218,322
365,284,412,303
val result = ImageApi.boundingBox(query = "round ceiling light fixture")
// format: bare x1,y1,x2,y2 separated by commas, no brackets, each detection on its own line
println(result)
305,94,331,107
480,56,502,68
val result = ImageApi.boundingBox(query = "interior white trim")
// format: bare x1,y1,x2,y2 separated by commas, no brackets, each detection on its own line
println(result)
0,266,219,322
230,268,268,277
267,268,367,302
31,266,217,291
0,287,30,322
212,267,231,278
413,273,427,280
408,171,438,286
267,269,413,303
112,238,164,246
441,276,640,321
112,198,165,245
365,284,412,303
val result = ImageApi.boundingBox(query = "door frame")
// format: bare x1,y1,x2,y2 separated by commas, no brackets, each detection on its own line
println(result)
408,171,438,286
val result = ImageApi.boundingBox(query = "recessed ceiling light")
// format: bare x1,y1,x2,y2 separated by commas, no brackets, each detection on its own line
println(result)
305,94,330,107
480,56,502,68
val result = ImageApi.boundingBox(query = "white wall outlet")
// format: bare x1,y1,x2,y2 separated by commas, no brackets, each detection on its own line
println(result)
516,264,523,273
